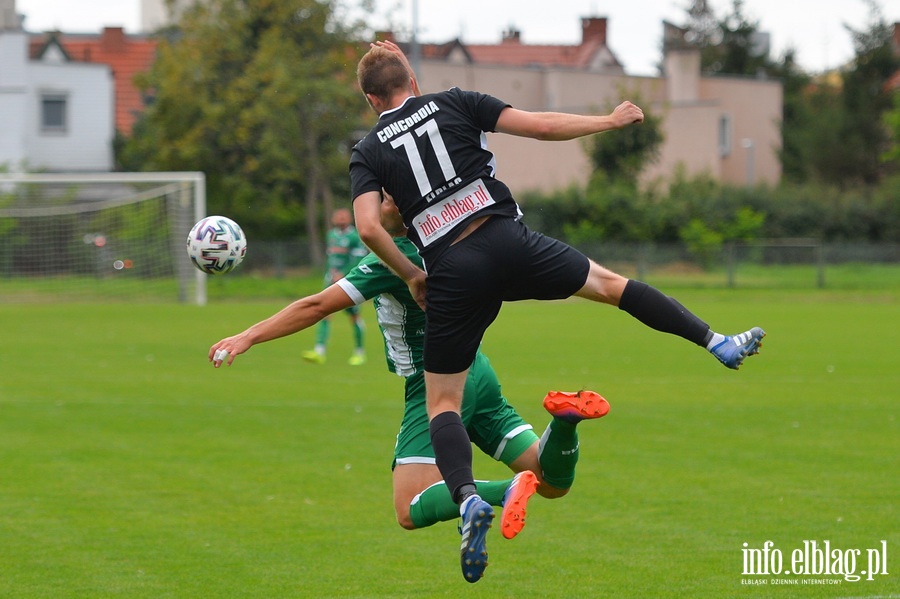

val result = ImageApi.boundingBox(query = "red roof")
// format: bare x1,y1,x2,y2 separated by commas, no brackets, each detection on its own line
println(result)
29,28,157,135
464,37,612,69
399,17,621,71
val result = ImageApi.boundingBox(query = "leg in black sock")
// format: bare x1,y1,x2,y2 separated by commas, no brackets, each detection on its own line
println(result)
618,280,711,346
429,411,475,504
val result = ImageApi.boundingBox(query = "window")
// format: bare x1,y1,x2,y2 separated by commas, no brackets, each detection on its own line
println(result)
41,94,68,133
718,114,732,157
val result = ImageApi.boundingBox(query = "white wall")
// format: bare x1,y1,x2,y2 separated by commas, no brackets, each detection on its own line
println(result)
418,57,781,193
26,61,114,171
0,0,18,29
0,31,28,169
0,30,114,172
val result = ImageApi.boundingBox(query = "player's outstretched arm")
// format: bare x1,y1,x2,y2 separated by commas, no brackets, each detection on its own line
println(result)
209,284,355,367
495,101,644,141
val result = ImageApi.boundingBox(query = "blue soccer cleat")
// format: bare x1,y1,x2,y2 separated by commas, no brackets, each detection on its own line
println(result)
459,495,494,583
710,327,766,369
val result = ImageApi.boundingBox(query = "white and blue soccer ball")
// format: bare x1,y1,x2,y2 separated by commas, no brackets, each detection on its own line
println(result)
186,215,247,275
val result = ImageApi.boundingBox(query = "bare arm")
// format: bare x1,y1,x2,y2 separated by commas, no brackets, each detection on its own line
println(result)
209,283,355,367
353,190,427,309
494,101,644,141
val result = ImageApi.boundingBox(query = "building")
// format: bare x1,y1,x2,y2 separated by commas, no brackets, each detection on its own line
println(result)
5,0,782,189
0,26,114,171
28,28,158,135
401,17,782,192
138,7,781,190
0,0,158,172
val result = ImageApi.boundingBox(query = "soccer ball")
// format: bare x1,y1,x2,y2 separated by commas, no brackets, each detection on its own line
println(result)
186,215,247,275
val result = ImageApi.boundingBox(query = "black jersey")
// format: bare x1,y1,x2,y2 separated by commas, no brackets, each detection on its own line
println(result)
350,88,521,264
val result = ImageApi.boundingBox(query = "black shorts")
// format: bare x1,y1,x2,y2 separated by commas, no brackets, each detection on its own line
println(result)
423,216,590,374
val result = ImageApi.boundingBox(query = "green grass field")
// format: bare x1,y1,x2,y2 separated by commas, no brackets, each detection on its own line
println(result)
1,289,898,598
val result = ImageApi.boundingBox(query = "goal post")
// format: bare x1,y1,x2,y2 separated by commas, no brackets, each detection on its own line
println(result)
0,172,208,305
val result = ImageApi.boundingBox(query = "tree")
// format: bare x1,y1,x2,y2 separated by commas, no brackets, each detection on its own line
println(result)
121,0,371,263
679,0,899,188
559,94,664,244
680,0,719,49
770,49,814,183
584,92,664,186
786,0,899,187
837,0,899,185
681,1,818,184
882,92,900,165
682,0,775,77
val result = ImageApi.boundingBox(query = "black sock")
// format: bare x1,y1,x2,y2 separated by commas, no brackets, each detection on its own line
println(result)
429,411,474,504
618,280,711,346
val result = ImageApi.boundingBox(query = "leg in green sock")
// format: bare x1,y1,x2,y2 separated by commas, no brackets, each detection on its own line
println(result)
409,479,512,529
315,318,330,348
351,316,365,351
538,418,580,490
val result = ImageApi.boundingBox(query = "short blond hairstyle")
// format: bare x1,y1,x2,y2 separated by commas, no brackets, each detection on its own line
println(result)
357,46,411,103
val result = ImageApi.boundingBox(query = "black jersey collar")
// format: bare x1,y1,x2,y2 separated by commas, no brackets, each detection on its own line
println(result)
379,96,418,120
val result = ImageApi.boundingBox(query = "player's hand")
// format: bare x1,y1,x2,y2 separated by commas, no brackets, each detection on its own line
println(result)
406,270,427,311
209,335,251,368
610,101,643,127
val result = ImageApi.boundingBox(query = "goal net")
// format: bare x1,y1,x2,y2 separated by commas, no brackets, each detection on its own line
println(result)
0,172,207,305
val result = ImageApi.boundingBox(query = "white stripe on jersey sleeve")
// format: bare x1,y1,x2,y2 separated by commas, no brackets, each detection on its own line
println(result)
336,278,366,305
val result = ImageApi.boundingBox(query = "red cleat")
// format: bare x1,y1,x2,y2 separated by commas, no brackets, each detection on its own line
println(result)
500,470,540,540
543,390,610,423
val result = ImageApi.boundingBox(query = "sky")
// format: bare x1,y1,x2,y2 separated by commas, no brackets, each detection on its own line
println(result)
14,0,900,76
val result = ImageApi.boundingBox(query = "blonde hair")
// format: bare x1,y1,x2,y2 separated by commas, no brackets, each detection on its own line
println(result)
357,46,411,103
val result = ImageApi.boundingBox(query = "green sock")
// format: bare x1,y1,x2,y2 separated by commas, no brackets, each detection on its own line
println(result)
538,418,579,489
409,478,511,529
352,318,365,350
315,319,330,347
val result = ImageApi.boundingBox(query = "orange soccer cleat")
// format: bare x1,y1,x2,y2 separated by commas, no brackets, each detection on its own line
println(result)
543,390,610,423
500,470,540,540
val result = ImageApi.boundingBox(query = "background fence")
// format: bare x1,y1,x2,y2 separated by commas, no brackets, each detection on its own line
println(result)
2,239,898,303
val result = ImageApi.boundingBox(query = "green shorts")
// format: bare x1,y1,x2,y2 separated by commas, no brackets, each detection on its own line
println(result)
393,352,538,469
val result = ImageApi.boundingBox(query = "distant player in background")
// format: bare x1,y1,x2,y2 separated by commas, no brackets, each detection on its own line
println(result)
209,194,610,583
302,208,368,365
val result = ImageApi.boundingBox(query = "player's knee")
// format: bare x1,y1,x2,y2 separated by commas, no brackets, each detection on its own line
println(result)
537,483,570,499
526,469,570,499
395,510,417,530
576,262,627,305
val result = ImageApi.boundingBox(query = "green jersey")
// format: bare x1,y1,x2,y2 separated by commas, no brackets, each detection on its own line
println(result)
337,237,425,377
324,225,367,282
338,236,537,469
